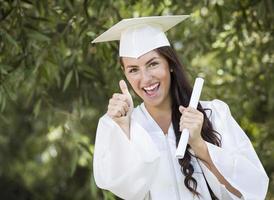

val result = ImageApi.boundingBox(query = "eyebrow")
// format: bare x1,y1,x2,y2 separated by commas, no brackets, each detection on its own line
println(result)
125,57,159,69
145,57,158,65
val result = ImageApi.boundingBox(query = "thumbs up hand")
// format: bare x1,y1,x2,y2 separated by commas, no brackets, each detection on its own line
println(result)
107,80,134,138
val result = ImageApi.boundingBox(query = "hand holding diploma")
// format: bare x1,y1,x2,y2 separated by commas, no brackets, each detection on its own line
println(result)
176,78,204,158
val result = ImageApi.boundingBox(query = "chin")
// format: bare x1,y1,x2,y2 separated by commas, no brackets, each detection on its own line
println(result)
143,98,165,108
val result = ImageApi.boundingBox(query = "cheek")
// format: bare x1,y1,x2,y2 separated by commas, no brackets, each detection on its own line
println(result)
159,68,171,85
126,76,140,93
164,75,171,92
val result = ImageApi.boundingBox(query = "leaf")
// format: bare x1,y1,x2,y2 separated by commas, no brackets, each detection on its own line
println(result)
0,91,5,112
27,30,51,43
0,29,20,50
78,141,93,157
33,99,42,118
63,70,73,91
69,148,78,177
74,69,79,88
55,73,61,88
0,65,10,75
0,98,6,112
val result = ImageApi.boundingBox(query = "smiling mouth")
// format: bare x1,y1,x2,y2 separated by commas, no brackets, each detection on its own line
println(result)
142,83,160,96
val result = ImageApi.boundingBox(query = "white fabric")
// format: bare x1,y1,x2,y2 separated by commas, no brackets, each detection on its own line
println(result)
93,99,269,200
119,24,170,58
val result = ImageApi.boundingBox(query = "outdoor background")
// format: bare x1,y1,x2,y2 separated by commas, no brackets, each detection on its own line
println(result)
0,0,273,199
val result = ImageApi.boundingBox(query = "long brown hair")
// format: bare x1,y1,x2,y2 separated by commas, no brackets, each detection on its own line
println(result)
120,46,221,198
156,46,221,198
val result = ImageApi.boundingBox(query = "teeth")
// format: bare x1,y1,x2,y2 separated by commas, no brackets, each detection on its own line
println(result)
144,83,159,91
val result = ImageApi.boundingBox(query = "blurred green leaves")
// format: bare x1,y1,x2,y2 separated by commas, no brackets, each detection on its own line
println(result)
0,0,273,199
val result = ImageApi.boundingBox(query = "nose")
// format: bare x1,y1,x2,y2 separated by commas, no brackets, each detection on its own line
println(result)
140,68,152,83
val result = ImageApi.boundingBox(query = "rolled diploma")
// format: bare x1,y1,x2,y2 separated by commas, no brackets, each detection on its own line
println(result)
175,77,204,159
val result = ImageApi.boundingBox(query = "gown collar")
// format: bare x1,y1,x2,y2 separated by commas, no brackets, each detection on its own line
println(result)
140,103,173,136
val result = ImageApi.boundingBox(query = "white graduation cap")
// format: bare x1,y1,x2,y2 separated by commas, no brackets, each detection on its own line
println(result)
92,15,189,58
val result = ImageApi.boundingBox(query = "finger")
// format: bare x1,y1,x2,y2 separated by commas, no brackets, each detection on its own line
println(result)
112,93,127,102
185,107,200,114
110,96,130,108
108,107,125,118
109,101,128,115
107,109,120,118
180,110,197,118
109,98,130,110
119,80,130,96
179,105,186,114
119,101,130,114
117,107,126,116
180,122,196,132
119,80,134,109
181,117,197,124
181,115,204,127
183,109,203,119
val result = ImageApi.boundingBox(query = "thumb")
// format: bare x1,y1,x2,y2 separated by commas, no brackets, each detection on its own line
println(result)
119,80,133,108
179,105,186,114
119,80,130,96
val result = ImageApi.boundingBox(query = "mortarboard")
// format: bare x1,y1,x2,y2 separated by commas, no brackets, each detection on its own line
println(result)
92,15,189,58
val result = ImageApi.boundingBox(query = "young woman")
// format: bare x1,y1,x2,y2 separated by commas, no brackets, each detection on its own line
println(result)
92,16,269,200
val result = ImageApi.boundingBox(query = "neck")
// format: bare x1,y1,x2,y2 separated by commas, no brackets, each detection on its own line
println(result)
144,97,172,121
144,99,172,134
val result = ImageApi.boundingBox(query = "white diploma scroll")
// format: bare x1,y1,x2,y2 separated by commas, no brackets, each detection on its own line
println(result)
175,77,204,159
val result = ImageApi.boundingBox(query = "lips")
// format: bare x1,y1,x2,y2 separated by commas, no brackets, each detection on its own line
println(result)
142,83,160,97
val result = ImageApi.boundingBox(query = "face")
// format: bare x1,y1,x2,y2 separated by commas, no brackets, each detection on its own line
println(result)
122,50,171,108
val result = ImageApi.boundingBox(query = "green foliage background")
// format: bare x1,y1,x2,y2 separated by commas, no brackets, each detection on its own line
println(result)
0,0,273,199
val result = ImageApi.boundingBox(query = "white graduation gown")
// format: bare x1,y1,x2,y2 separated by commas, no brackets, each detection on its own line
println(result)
93,99,269,200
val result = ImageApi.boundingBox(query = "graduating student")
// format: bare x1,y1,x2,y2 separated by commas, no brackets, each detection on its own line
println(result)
92,15,269,200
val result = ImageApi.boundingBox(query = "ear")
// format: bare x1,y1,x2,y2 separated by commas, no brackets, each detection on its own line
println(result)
169,64,174,72
170,67,174,72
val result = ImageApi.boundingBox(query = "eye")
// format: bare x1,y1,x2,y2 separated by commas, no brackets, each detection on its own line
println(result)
128,67,138,73
148,61,159,68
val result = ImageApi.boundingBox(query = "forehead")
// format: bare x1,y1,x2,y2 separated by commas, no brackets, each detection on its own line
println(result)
122,50,162,67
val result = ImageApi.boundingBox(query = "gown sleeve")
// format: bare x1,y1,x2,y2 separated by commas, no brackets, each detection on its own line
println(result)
93,114,160,200
199,99,269,200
